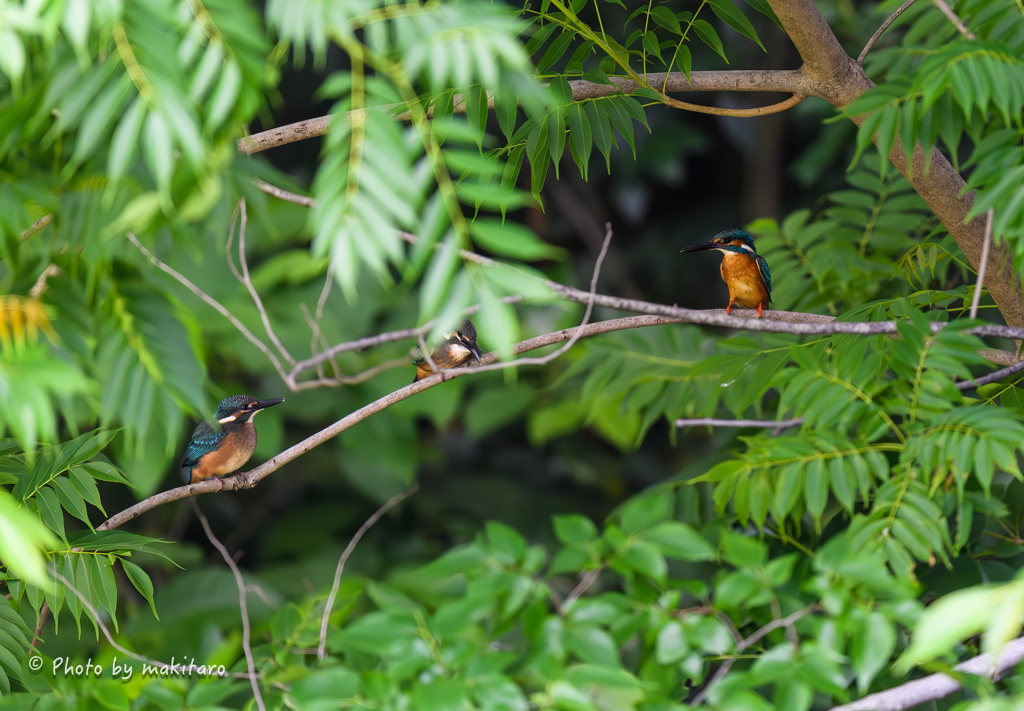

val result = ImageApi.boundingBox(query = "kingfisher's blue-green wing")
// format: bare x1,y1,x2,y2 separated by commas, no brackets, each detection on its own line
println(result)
755,254,772,301
181,421,226,470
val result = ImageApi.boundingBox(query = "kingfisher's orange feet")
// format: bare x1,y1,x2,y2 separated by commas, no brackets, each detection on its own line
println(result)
757,303,763,318
726,302,733,315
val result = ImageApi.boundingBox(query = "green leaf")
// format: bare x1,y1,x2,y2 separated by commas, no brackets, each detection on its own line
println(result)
206,59,243,131
553,515,598,544
675,44,692,83
538,31,574,74
36,487,66,544
655,621,688,665
469,219,566,261
642,522,716,561
621,540,666,584
88,556,118,630
707,0,765,51
0,490,58,586
720,531,767,567
584,100,613,172
851,611,896,693
650,6,682,34
142,110,175,200
121,560,158,618
51,477,94,532
566,101,592,180
692,20,728,63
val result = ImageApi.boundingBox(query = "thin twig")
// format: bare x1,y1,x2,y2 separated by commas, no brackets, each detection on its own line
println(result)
969,208,994,319
858,0,919,64
829,634,1024,711
96,314,684,531
2,214,56,262
316,265,334,322
663,93,805,117
191,500,265,710
417,334,441,377
127,233,292,385
47,569,255,679
692,604,820,706
675,417,804,430
318,485,419,658
289,295,523,381
30,603,49,648
439,222,612,377
253,178,316,207
957,358,1024,390
564,567,605,607
225,204,244,283
930,0,976,38
236,199,296,366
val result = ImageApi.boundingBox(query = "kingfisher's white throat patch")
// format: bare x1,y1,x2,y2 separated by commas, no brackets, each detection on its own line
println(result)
218,414,238,423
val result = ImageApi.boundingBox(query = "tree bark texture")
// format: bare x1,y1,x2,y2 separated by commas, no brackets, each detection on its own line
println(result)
765,0,1024,328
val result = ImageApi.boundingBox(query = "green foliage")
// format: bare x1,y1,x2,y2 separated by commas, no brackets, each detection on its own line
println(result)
5,0,1024,707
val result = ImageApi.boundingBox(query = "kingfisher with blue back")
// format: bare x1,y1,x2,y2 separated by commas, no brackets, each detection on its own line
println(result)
181,395,285,485
412,318,483,382
680,229,772,318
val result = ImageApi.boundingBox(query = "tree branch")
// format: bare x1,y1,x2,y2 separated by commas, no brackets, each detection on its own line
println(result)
234,199,296,367
318,485,418,659
95,314,684,531
858,0,919,64
828,634,1024,711
237,70,821,155
930,0,976,38
128,233,292,384
969,208,994,320
675,417,804,430
192,500,265,710
766,0,1024,329
444,223,611,376
692,604,821,705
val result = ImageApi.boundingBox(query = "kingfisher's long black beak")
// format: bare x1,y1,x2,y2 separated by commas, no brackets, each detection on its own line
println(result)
459,336,483,365
680,240,719,254
255,397,285,411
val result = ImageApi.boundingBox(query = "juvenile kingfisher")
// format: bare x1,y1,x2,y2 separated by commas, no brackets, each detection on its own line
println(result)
680,229,772,318
412,318,483,382
180,395,285,485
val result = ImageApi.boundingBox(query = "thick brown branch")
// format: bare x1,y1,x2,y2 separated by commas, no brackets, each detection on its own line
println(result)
237,71,820,155
238,116,332,155
829,635,1024,711
767,0,1024,328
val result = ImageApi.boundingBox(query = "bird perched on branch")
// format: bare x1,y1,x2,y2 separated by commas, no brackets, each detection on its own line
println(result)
181,395,285,485
412,318,483,382
680,229,772,318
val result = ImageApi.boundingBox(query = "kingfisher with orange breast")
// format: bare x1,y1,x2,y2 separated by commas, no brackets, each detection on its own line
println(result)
180,395,285,485
680,229,772,318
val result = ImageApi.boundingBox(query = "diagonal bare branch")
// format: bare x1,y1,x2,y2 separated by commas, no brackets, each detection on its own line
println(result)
318,485,419,658
191,500,265,710
829,634,1024,711
235,199,296,367
128,233,292,385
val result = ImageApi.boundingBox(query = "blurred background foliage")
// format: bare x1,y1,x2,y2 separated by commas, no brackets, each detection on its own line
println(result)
3,0,1024,708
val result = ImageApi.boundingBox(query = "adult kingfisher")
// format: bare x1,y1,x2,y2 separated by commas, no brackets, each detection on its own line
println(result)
412,318,483,382
680,229,772,318
180,395,285,485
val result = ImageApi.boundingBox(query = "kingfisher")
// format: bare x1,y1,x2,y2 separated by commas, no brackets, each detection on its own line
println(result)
180,395,285,485
412,318,483,382
680,229,772,317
